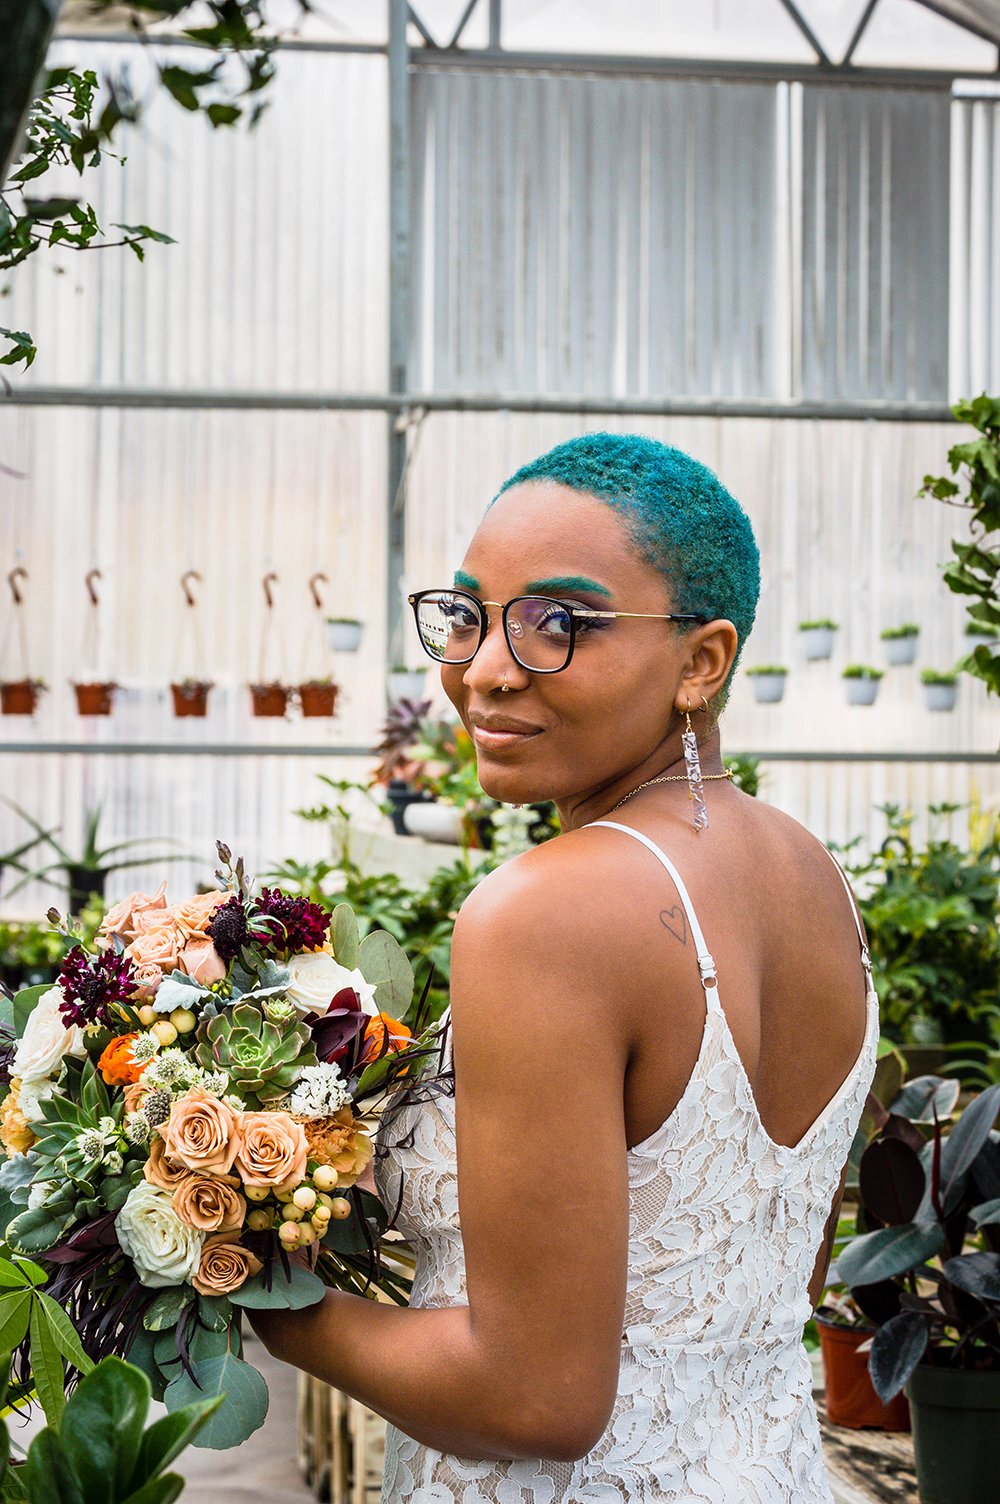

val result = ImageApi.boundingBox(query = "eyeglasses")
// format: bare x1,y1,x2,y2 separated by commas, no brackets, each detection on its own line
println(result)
408,588,706,675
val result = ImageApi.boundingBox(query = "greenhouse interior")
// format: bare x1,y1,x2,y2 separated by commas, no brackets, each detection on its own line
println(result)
0,2,999,1502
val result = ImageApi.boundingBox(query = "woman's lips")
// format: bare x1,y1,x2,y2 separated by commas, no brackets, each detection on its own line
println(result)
471,726,542,753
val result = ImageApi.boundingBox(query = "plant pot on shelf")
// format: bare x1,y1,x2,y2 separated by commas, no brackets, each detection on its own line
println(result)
73,681,117,716
816,1319,910,1431
746,668,787,704
66,864,109,915
170,680,213,718
799,623,838,661
325,618,363,653
881,627,919,667
0,679,44,715
298,681,339,718
249,683,291,718
906,1365,1000,1504
842,668,882,706
402,799,464,845
921,674,958,712
387,669,427,703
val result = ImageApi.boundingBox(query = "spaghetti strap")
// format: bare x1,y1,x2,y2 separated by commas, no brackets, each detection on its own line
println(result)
588,820,720,999
819,846,875,982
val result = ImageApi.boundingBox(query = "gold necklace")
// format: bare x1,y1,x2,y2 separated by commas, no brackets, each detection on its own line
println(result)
606,769,733,816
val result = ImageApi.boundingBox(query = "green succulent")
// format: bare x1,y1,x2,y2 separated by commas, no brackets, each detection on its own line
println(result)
195,1003,316,1106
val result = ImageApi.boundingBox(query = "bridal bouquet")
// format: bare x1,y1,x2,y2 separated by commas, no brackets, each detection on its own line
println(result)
0,844,442,1448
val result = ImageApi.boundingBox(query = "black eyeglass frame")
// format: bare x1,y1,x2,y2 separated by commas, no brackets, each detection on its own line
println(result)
407,588,707,675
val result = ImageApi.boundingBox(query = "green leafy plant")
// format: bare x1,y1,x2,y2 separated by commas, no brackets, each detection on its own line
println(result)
880,624,920,640
920,394,1000,696
920,669,958,686
842,664,883,680
798,618,838,631
744,665,787,676
837,804,1000,1057
724,755,763,798
4,801,185,907
831,1079,1000,1402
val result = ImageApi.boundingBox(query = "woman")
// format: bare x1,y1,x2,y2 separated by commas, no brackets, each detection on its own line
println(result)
253,433,878,1502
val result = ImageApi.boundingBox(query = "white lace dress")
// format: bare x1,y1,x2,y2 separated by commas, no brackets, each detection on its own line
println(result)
375,821,880,1503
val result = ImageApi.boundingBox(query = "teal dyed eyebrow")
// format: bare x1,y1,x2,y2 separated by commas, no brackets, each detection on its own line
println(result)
453,569,480,591
524,575,612,597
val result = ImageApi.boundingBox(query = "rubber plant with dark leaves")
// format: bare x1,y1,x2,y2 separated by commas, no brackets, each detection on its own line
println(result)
830,1075,1000,1403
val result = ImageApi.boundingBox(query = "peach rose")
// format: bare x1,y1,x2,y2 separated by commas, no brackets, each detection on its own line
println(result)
173,891,227,939
160,1088,240,1176
191,1234,261,1297
99,882,168,944
125,923,182,978
294,1106,373,1189
178,939,227,987
0,1082,35,1156
233,1111,308,1188
130,960,165,999
143,1136,190,1190
172,1173,246,1234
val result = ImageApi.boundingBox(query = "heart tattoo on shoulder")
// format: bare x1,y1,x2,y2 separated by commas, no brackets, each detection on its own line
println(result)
659,906,688,946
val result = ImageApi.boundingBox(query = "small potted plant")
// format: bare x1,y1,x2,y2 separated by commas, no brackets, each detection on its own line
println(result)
965,620,995,642
0,677,45,715
815,1292,910,1432
842,664,883,705
249,681,291,718
920,668,958,711
880,623,920,667
832,1077,1000,1504
72,679,118,716
325,616,363,652
170,677,213,718
387,665,427,703
798,618,838,661
298,677,340,717
745,665,788,704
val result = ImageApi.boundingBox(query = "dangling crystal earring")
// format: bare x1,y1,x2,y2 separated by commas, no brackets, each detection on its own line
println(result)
681,703,709,833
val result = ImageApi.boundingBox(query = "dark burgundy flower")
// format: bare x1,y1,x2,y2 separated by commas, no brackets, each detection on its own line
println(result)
310,987,365,1064
254,889,329,954
58,945,137,1028
207,896,251,962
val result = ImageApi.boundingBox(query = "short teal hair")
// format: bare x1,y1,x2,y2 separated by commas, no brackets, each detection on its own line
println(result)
495,432,760,689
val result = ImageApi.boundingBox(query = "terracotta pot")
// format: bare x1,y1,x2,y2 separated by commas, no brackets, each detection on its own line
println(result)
0,680,43,715
298,682,339,718
250,683,290,718
817,1319,910,1431
170,682,212,718
73,681,116,716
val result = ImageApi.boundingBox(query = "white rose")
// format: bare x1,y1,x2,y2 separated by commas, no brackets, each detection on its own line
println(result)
116,1182,205,1289
18,1078,58,1125
284,952,379,1018
12,987,86,1083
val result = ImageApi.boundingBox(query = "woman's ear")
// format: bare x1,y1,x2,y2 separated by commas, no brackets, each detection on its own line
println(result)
676,619,739,710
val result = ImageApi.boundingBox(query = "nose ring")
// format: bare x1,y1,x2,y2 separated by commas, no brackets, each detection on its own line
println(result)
501,673,510,693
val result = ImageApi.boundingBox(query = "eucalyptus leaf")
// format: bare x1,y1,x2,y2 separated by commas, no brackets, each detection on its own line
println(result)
163,1353,268,1449
125,1326,167,1402
358,930,413,1017
331,903,360,969
229,1264,325,1310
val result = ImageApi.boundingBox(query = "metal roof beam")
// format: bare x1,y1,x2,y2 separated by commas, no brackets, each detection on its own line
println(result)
842,0,880,66
448,0,483,49
406,4,438,49
777,0,833,65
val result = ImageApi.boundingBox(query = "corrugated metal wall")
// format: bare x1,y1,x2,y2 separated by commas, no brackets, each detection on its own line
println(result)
951,96,1000,395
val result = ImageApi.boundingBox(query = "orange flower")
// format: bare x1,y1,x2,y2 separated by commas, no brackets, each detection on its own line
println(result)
293,1106,373,1188
192,1234,261,1296
98,1033,147,1086
0,1082,35,1156
359,1012,411,1067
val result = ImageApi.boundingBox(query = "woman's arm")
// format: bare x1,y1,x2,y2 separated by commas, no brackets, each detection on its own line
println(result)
252,849,632,1462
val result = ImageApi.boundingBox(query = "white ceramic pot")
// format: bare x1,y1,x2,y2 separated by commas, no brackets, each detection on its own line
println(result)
922,681,958,712
750,674,787,704
883,636,918,667
387,669,428,703
844,677,880,706
325,619,363,653
800,627,836,661
402,800,465,844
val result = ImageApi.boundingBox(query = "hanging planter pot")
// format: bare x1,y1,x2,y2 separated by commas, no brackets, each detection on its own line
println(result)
798,619,838,661
880,624,919,667
387,667,427,703
921,671,958,712
842,666,882,706
250,682,291,718
73,681,117,716
170,679,213,718
745,666,788,704
298,680,339,718
0,678,45,715
325,617,363,653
